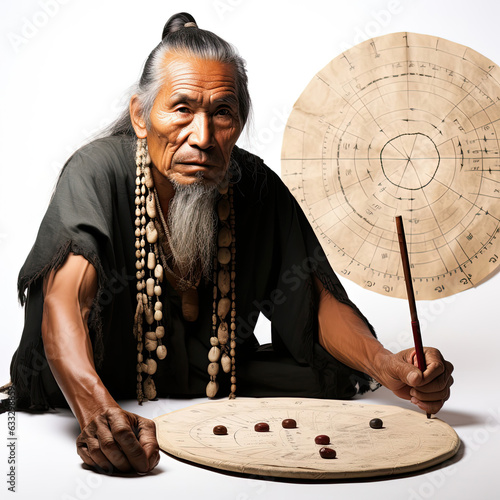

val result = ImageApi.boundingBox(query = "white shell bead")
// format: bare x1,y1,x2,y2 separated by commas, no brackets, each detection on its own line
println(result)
156,345,167,360
144,167,154,189
145,331,157,340
146,278,155,297
218,322,229,344
146,193,156,218
155,326,165,338
206,380,219,398
144,376,156,399
145,306,154,325
218,269,230,295
217,297,231,319
218,226,232,247
221,353,231,373
145,338,158,351
154,310,163,321
145,358,157,375
146,222,158,243
207,362,219,376
154,264,164,281
217,248,231,265
147,252,156,270
208,346,221,362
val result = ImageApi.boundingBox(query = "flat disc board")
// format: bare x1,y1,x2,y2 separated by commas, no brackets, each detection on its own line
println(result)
281,32,500,300
154,398,460,479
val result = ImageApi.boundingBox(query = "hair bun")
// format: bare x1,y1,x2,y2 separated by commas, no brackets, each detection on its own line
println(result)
162,12,198,39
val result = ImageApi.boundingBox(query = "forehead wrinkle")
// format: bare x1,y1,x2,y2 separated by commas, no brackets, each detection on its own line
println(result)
167,77,237,93
170,91,238,106
160,54,238,90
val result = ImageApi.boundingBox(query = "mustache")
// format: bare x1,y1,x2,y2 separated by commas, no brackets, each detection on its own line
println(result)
175,153,224,166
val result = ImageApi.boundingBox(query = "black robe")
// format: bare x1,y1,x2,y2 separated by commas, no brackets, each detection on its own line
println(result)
6,135,377,411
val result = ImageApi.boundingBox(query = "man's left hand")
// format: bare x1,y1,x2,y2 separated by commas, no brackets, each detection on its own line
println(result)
374,347,454,415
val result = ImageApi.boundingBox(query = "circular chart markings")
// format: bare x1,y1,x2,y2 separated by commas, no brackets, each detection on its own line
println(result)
282,33,500,299
154,398,460,479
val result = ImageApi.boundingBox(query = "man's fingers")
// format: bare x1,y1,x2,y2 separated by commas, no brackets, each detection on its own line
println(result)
137,417,160,470
76,409,160,474
77,437,114,474
411,372,454,396
411,386,451,414
96,422,134,473
410,383,451,402
108,412,150,474
422,350,453,380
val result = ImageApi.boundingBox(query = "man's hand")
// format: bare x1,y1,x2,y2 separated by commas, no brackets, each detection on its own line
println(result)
76,407,160,474
374,347,454,415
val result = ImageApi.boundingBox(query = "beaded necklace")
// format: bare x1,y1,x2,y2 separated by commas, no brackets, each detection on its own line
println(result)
133,138,237,403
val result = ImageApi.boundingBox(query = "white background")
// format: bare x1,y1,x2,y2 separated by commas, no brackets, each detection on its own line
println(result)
1,0,499,499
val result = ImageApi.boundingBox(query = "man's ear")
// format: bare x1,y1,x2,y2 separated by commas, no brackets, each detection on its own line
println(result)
130,95,147,138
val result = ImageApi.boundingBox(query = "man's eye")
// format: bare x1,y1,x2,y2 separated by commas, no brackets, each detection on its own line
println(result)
177,107,190,114
216,108,231,116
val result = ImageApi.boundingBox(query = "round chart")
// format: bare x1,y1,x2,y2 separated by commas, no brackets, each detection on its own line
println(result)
154,398,459,479
282,32,500,299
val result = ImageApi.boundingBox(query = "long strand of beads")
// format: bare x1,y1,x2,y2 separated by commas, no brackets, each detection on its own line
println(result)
142,159,163,401
134,138,148,404
134,138,170,403
206,184,236,398
228,185,237,399
206,255,220,398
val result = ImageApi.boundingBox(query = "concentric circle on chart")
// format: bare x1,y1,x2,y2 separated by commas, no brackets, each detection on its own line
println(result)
282,32,500,299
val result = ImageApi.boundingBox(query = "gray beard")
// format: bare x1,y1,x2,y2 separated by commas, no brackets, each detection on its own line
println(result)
167,180,219,279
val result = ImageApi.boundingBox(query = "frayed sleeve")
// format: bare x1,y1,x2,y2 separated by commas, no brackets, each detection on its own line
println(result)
10,138,135,410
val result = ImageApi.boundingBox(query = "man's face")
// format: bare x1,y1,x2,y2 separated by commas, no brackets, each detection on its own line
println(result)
144,52,242,187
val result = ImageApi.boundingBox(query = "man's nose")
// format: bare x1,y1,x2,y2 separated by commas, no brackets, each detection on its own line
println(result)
188,113,215,150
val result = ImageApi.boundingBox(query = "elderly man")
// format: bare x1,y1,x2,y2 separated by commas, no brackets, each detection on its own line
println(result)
4,13,453,474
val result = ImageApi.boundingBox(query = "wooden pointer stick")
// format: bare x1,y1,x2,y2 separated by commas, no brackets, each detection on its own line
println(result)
395,216,431,418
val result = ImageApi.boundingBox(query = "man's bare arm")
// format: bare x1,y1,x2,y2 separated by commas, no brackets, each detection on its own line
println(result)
42,253,159,474
315,277,454,414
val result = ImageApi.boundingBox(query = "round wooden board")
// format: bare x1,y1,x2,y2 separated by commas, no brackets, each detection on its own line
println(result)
154,398,460,479
281,32,500,300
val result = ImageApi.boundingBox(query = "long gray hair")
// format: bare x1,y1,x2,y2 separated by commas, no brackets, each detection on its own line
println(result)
102,12,251,137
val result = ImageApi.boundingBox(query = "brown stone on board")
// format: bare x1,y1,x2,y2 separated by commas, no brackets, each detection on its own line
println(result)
370,418,383,429
314,435,330,445
213,425,228,435
254,422,270,432
282,419,297,429
319,447,336,459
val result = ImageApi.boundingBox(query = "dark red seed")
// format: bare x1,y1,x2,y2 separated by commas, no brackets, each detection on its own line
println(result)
369,418,383,429
319,447,336,459
254,422,270,432
282,419,297,429
314,434,330,445
213,425,228,435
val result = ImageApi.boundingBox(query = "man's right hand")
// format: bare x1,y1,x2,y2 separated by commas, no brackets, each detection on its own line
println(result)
41,254,160,474
76,407,160,474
